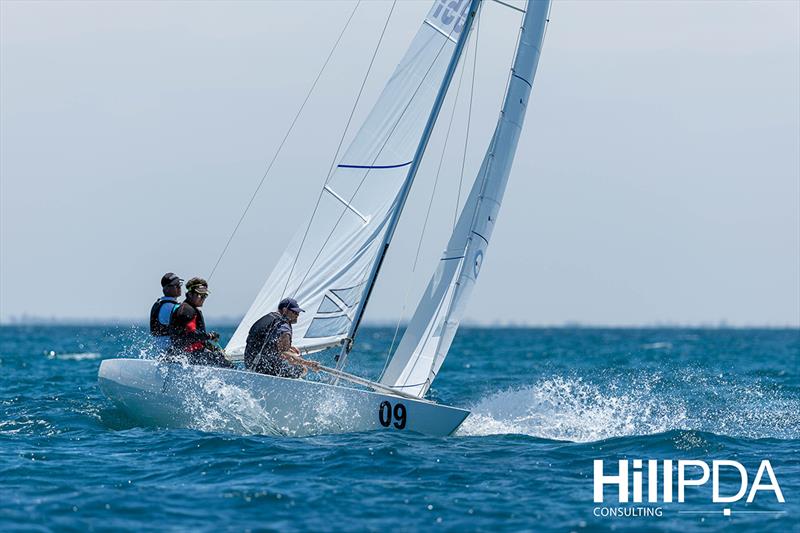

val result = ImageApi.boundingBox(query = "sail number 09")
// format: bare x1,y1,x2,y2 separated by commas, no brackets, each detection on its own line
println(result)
378,401,407,429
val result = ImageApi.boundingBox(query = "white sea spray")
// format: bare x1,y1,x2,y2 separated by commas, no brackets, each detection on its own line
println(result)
457,369,800,441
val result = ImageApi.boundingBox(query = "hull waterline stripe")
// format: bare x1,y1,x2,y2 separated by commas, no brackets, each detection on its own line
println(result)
337,161,413,170
441,255,465,261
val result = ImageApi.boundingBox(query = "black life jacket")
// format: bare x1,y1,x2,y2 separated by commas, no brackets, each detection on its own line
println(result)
149,297,179,336
244,311,290,372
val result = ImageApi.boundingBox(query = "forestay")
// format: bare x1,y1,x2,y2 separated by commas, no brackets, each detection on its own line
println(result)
227,0,475,356
380,0,551,397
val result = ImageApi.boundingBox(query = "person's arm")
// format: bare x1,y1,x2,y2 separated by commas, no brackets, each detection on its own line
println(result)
279,337,320,372
276,332,292,354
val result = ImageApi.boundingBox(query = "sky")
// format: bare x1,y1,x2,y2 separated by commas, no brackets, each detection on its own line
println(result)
1,0,798,327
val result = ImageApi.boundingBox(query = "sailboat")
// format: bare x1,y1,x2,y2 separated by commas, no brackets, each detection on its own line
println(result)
99,0,551,437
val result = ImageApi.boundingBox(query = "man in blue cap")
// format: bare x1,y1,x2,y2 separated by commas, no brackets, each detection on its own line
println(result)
244,297,320,378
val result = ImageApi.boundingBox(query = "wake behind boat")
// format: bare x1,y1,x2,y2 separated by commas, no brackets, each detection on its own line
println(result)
99,0,551,437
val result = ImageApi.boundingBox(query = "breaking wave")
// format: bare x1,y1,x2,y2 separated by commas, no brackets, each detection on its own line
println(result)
457,371,800,442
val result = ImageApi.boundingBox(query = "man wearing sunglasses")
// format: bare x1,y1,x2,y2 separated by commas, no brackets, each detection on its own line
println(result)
244,297,320,378
166,277,230,367
149,272,183,353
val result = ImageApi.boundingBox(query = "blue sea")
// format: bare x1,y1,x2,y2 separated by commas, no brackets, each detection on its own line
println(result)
0,326,797,532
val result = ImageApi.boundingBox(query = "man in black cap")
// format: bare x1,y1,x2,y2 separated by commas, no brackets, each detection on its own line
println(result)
167,277,230,368
149,272,183,353
244,297,320,378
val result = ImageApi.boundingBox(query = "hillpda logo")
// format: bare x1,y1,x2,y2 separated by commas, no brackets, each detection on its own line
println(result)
592,459,786,519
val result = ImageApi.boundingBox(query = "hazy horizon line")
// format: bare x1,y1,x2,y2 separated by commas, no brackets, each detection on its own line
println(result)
1,315,798,330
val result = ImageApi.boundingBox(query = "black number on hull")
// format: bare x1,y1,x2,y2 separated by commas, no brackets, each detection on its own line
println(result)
378,400,407,429
379,401,392,427
393,403,406,429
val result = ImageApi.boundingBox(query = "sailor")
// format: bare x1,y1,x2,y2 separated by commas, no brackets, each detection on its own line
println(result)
167,277,231,367
149,272,183,353
244,297,320,378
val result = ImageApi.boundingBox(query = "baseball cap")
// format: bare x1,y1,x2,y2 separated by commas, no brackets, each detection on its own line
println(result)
278,297,304,313
161,272,183,288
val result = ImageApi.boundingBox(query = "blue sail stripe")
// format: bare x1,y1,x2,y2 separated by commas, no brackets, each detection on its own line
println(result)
337,161,413,170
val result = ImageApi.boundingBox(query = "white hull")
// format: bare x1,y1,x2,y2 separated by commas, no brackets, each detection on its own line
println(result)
98,359,469,437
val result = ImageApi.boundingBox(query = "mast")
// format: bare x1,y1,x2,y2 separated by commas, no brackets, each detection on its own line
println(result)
337,0,483,366
379,0,552,396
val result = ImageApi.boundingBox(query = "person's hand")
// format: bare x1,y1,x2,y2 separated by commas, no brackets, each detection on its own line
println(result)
282,351,301,365
207,331,220,342
290,346,300,355
305,360,321,372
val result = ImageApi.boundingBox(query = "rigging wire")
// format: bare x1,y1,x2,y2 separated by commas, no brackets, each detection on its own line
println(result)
288,11,471,379
380,26,475,380
399,10,485,388
454,12,480,229
289,21,457,300
401,3,546,395
283,0,399,299
383,2,538,387
206,0,362,282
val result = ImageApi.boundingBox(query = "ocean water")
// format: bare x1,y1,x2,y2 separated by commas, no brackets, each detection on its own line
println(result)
0,325,797,532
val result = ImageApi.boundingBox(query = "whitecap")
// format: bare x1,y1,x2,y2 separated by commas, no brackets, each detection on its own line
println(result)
48,352,102,361
641,342,672,350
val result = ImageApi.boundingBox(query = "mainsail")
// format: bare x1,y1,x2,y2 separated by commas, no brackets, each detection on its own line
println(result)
227,0,480,356
380,0,551,397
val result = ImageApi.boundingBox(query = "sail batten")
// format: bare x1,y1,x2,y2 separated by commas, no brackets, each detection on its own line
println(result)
380,0,551,398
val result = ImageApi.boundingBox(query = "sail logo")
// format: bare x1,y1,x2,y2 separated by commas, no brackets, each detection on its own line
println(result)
430,0,470,36
593,459,785,509
473,250,483,277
